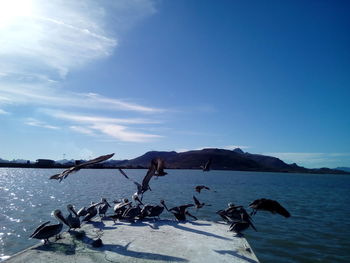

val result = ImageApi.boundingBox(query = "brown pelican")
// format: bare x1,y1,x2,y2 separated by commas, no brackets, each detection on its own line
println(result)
229,221,250,234
200,158,212,171
152,158,167,176
122,204,142,222
118,161,157,200
193,196,211,209
109,199,132,222
65,204,81,230
168,204,197,221
98,198,111,218
30,210,68,244
195,185,210,193
140,200,167,220
77,206,88,217
82,202,102,222
249,198,291,218
50,153,114,182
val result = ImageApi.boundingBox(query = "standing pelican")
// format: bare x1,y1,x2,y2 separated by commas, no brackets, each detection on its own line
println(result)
50,153,114,182
82,202,101,222
30,210,68,244
200,158,212,171
249,198,291,218
98,198,111,218
65,204,80,230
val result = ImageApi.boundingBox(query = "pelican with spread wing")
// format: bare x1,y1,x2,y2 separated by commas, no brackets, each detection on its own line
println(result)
50,153,114,182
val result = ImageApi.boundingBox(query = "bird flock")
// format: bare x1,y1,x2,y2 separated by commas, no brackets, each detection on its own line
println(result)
30,153,291,245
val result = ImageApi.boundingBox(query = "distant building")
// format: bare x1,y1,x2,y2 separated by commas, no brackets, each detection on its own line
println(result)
36,159,55,166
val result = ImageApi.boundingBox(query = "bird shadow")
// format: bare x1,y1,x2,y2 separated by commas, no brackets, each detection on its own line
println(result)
91,241,188,262
87,221,117,230
33,242,76,255
214,250,259,263
128,219,232,241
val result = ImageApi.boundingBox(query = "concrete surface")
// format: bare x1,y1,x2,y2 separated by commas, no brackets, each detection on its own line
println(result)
4,219,259,263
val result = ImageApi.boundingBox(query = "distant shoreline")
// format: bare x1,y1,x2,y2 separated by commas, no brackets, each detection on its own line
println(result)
1,163,349,175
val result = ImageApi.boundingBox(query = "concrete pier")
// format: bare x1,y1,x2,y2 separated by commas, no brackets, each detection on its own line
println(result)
4,219,259,263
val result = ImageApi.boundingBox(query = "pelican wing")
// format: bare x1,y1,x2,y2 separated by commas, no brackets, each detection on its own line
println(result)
30,221,50,238
141,164,157,193
273,201,291,218
75,153,114,169
118,168,130,179
49,153,114,182
119,168,142,194
193,196,201,206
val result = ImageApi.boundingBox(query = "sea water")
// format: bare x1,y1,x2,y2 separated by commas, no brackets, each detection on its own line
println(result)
0,168,349,262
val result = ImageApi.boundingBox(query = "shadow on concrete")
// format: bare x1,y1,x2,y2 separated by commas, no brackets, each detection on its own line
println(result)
92,241,188,262
34,242,76,255
87,221,117,230
123,219,232,241
214,250,258,263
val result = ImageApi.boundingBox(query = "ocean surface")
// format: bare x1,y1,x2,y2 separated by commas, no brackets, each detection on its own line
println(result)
0,168,349,262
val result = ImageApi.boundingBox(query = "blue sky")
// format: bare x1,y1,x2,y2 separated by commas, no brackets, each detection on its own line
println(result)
0,0,349,168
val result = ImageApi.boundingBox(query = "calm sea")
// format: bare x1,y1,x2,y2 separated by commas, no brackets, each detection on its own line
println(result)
0,168,349,262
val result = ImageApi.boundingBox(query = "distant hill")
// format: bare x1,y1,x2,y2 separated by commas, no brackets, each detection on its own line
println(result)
335,167,350,173
116,148,349,174
1,148,348,174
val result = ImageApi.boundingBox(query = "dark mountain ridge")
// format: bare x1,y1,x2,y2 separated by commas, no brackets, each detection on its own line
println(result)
1,148,348,174
118,148,348,174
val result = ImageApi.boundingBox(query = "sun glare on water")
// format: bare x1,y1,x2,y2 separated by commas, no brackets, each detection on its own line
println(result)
0,0,33,28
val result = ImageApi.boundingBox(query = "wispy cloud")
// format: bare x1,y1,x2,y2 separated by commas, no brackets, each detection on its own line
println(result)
0,0,164,144
0,84,163,113
42,109,162,142
0,0,156,78
0,109,10,115
24,118,60,130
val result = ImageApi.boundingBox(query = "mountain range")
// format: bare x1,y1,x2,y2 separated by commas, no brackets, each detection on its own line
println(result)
1,148,348,174
106,148,348,174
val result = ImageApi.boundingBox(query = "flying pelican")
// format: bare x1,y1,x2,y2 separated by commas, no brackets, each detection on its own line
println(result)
65,204,80,230
195,185,210,193
249,198,291,218
30,210,68,244
152,158,167,176
193,196,211,209
118,161,157,200
200,158,212,171
98,198,111,218
50,153,114,182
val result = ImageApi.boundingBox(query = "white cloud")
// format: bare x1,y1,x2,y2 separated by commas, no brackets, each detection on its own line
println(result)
0,84,163,113
91,123,162,142
24,118,60,130
0,109,10,115
0,0,156,78
0,0,163,143
44,109,163,142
